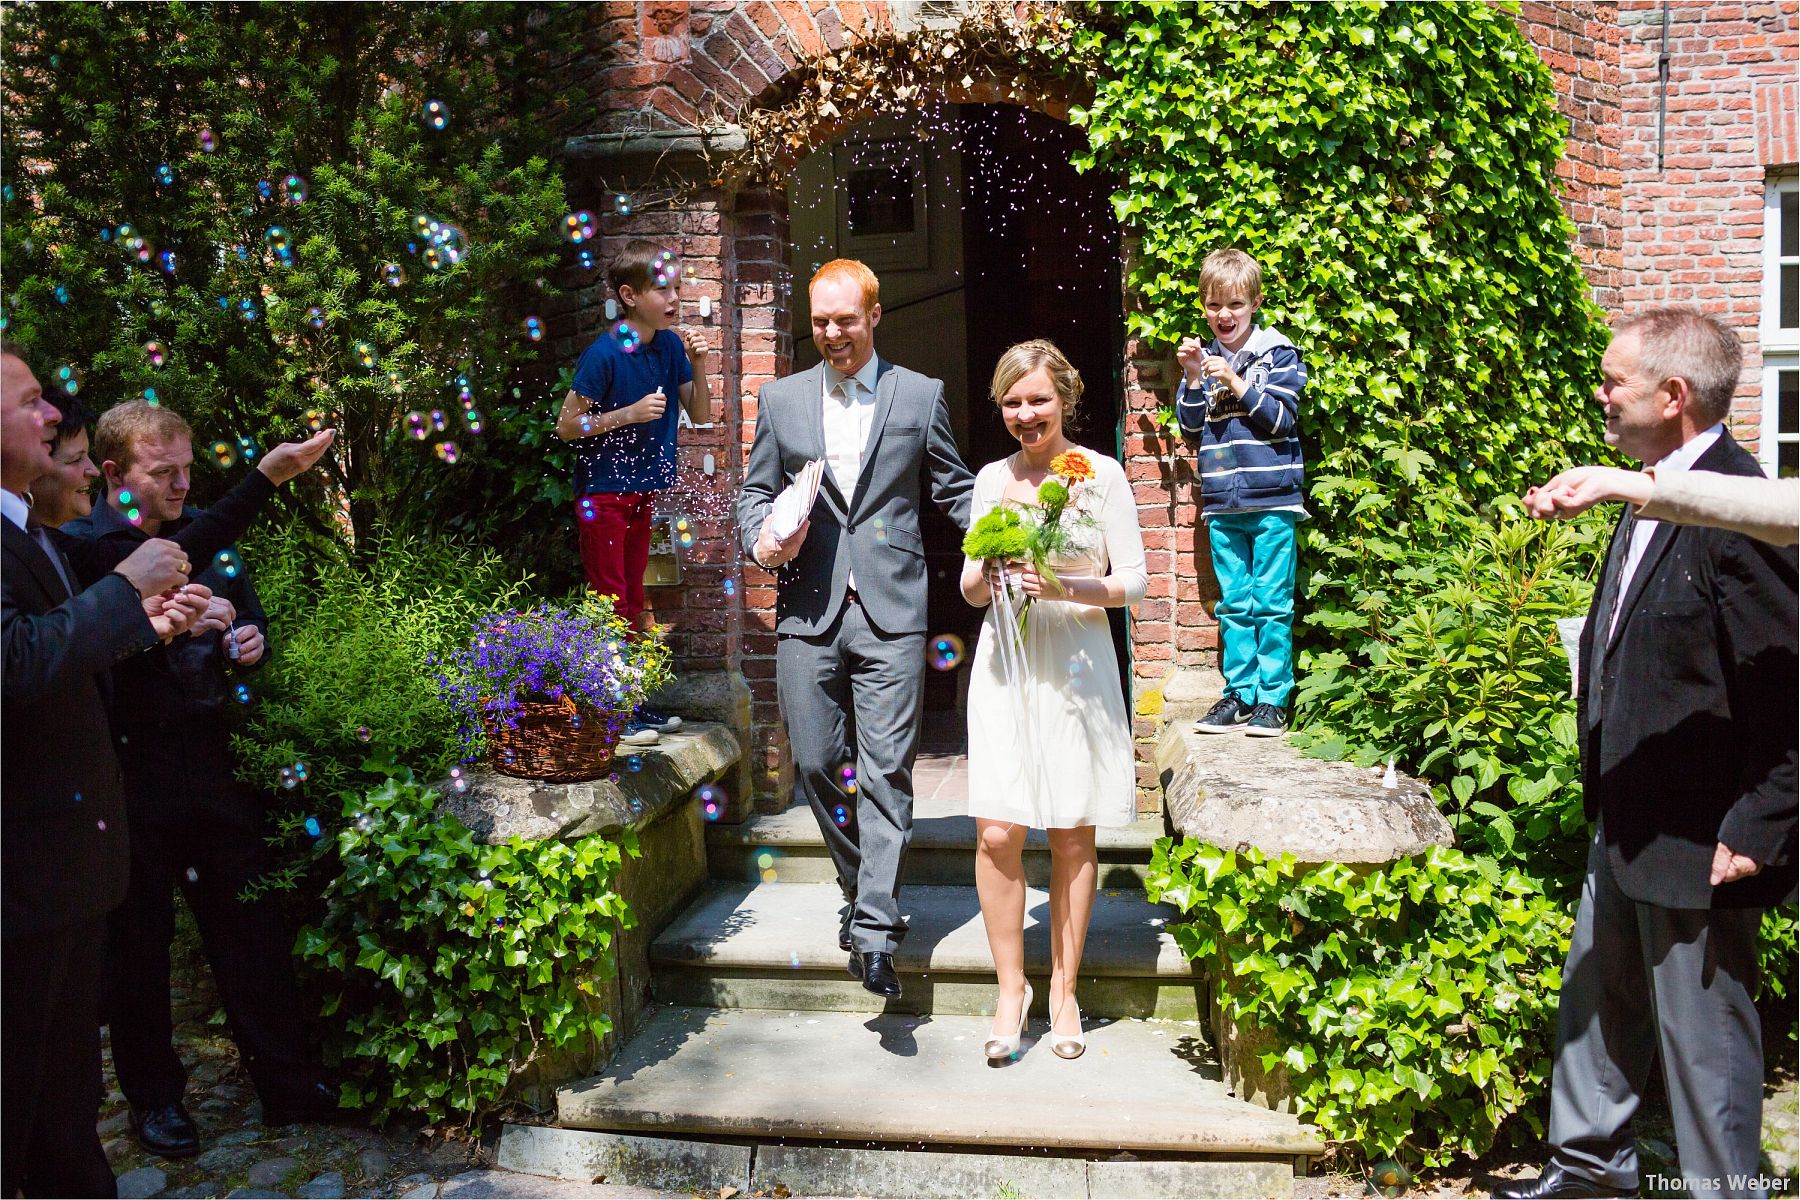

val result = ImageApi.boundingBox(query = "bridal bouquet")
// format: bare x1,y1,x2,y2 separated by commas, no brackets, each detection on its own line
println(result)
962,449,1099,649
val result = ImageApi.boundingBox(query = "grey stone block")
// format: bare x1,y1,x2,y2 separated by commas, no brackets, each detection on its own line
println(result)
245,1156,297,1188
497,1124,751,1193
298,1171,347,1199
753,1144,1088,1200
114,1166,168,1199
1087,1158,1294,1199
357,1147,393,1181
195,1144,257,1173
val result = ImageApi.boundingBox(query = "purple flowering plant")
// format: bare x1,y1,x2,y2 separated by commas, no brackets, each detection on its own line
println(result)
434,593,672,753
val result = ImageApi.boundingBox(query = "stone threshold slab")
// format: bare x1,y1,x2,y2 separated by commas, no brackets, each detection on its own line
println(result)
651,881,1194,977
558,1006,1322,1157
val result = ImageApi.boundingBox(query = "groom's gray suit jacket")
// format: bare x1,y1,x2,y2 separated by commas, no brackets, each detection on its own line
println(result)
737,358,975,635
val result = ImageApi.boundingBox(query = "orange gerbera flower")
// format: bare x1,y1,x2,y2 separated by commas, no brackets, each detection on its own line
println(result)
1051,450,1095,483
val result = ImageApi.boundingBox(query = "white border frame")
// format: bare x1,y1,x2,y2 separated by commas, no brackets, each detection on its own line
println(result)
1760,173,1798,476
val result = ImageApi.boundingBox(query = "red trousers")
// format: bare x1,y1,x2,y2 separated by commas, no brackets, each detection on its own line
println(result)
576,491,654,628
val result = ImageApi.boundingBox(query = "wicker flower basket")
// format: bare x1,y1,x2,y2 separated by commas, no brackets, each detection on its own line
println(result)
483,695,621,783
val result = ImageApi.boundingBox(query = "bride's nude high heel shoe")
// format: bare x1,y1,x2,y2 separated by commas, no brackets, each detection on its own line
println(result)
1050,997,1086,1060
983,983,1032,1061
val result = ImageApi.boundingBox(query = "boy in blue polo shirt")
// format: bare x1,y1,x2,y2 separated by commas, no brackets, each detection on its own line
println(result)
1175,249,1308,738
556,240,710,742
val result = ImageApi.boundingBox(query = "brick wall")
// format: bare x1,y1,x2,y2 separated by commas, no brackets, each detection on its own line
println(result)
1615,0,1798,449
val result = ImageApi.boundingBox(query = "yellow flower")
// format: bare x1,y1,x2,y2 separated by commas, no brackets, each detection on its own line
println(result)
1051,450,1095,483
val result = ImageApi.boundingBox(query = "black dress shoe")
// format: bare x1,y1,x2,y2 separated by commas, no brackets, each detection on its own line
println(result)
1493,1165,1632,1199
130,1102,200,1159
848,949,903,998
260,1079,360,1127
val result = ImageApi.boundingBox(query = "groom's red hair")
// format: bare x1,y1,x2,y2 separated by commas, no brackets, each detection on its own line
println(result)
809,259,879,310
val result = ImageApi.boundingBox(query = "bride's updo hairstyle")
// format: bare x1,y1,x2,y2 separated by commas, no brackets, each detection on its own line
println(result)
989,339,1084,429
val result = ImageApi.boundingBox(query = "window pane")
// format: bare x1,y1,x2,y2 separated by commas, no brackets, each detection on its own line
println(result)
1782,370,1800,434
1784,264,1799,330
1780,442,1798,479
1785,189,1799,258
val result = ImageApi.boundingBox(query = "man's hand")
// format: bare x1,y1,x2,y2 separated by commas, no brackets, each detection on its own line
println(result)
190,593,237,637
258,428,336,485
116,537,191,598
145,584,213,642
622,390,668,426
680,329,710,366
755,516,810,570
1523,466,1654,521
1710,842,1762,887
231,624,266,666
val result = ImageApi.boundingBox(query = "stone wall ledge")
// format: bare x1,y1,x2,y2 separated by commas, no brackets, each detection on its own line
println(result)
439,720,741,846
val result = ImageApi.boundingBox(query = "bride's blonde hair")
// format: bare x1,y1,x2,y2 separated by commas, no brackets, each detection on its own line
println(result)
989,339,1084,428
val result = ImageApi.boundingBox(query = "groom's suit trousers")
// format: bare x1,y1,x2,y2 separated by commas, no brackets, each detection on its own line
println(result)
777,597,924,954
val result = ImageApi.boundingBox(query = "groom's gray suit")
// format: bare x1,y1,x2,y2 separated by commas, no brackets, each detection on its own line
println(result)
738,357,974,952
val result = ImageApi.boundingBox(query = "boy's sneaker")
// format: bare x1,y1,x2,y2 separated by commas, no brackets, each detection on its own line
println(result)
635,707,683,734
1244,704,1289,737
1194,695,1253,733
617,721,661,747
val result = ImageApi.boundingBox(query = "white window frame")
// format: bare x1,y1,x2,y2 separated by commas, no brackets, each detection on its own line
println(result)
1760,172,1798,477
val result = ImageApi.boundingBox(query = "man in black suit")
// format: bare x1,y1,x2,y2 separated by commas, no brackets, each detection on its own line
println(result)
1,347,207,1197
1502,308,1798,1200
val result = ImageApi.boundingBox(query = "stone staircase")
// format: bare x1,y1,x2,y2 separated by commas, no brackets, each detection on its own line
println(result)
518,742,1324,1198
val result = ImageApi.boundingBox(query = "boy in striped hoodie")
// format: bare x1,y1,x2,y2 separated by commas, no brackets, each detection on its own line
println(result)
1174,249,1308,737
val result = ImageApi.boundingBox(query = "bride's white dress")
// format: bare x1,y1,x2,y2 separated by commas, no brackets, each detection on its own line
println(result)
964,452,1147,829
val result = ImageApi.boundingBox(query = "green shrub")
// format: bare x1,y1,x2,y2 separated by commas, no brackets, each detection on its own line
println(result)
1291,481,1605,884
232,526,533,801
297,761,637,1125
1148,837,1572,1169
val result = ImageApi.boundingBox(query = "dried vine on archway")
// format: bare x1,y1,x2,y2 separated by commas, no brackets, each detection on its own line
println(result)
715,3,1092,185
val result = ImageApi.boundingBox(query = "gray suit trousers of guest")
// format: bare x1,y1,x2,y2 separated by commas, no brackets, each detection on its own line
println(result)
777,599,924,954
1548,827,1766,1198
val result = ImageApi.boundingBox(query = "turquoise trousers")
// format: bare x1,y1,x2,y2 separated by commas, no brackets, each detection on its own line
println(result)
1207,510,1299,707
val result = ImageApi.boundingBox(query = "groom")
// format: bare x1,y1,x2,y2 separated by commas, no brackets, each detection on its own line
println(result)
738,258,974,999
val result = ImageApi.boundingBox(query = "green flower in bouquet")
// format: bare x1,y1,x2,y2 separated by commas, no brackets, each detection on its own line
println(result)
962,506,1033,560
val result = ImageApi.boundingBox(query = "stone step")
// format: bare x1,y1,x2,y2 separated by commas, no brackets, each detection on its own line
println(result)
650,881,1202,1019
557,1006,1322,1160
707,806,1166,888
500,1124,1299,1199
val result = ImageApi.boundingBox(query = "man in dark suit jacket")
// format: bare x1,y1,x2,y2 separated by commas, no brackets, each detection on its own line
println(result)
737,259,975,1000
1501,309,1798,1200
1,348,203,1196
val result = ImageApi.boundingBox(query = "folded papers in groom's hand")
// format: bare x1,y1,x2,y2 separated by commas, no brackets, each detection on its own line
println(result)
768,459,824,540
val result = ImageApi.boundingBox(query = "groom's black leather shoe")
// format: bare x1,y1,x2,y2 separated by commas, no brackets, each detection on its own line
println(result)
130,1102,200,1159
848,950,903,998
1493,1165,1632,1199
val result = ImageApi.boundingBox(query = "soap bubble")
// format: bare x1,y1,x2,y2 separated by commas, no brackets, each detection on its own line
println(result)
299,409,325,433
281,173,308,203
429,409,448,431
355,725,372,742
434,441,460,464
278,767,298,790
463,410,484,434
236,435,258,462
213,549,243,578
612,194,631,215
839,762,858,795
873,517,887,542
833,804,850,828
562,211,596,244
698,783,726,821
613,322,640,353
210,441,237,468
294,761,309,781
927,633,965,672
157,250,177,274
124,505,142,525
380,262,405,288
722,579,736,596
198,128,218,153
522,316,544,342
303,816,322,838
386,369,406,394
354,342,378,369
627,755,642,773
237,297,260,322
123,234,153,264
53,364,83,396
449,766,467,792
234,683,252,704
154,164,175,187
422,99,450,130
144,340,167,368
184,867,199,883
53,285,69,305
142,388,159,405
577,250,596,271
306,306,326,330
257,179,273,201
577,496,597,522
264,226,291,258
404,411,429,440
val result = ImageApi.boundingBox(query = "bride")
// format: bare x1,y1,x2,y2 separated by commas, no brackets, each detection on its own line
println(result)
958,339,1147,1062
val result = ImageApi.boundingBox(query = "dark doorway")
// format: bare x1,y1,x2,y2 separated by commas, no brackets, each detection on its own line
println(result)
917,104,1126,716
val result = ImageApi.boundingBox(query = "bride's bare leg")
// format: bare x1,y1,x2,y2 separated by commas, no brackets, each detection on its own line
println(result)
975,818,1030,1037
1046,825,1098,1036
